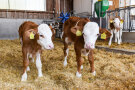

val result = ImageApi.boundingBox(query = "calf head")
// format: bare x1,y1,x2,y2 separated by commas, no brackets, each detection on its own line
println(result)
37,24,54,50
113,18,121,29
109,17,124,30
71,22,99,49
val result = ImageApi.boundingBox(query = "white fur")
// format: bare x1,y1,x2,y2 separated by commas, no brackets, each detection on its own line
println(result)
76,71,82,78
81,49,89,56
109,18,123,46
80,65,83,70
26,66,30,71
83,22,99,49
21,71,27,81
113,18,120,28
20,38,23,45
63,48,69,67
92,71,96,76
26,53,31,72
119,29,122,43
65,37,69,44
29,54,32,58
109,30,114,46
61,32,64,39
36,52,43,77
37,24,54,50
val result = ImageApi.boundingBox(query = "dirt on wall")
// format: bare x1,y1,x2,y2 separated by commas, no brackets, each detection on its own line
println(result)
0,39,135,90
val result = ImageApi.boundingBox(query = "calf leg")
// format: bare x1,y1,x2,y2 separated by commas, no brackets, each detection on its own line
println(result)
21,52,29,81
88,50,96,76
74,47,83,78
114,29,118,43
115,30,120,44
36,52,43,77
108,30,114,46
26,66,30,71
119,29,122,43
63,41,69,67
26,53,34,71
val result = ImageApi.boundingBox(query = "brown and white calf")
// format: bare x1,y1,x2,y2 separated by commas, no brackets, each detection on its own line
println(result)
108,16,124,46
61,16,100,78
19,21,54,81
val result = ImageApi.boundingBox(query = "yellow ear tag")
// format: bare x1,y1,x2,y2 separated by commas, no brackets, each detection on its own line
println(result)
30,32,35,39
110,20,113,23
76,30,82,36
120,20,123,24
101,33,106,39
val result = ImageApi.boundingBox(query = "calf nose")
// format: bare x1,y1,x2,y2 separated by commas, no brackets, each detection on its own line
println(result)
48,44,54,49
86,43,94,49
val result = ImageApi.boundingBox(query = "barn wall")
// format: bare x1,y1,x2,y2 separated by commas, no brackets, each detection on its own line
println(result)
0,0,73,19
108,0,119,10
122,32,135,43
0,9,54,19
73,0,92,15
0,18,44,39
0,0,73,40
46,0,54,11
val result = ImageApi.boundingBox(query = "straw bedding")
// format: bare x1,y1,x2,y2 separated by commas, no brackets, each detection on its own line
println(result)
0,39,135,90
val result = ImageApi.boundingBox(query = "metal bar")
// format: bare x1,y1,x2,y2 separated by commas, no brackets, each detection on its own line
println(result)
105,6,135,32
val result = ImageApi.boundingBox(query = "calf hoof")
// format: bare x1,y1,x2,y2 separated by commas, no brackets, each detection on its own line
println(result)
63,61,67,67
91,71,96,76
108,42,111,46
118,42,121,45
80,65,83,70
76,71,82,78
26,66,30,71
21,73,27,81
38,73,43,77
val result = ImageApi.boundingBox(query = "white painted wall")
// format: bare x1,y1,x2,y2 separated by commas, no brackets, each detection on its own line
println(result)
73,0,92,14
0,0,46,11
0,0,9,9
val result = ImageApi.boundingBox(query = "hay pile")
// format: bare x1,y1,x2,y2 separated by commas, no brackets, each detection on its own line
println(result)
0,39,135,89
96,40,135,50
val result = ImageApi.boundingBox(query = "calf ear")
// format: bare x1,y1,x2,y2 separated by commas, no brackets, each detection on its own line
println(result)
28,29,37,39
71,26,82,36
28,29,36,34
71,26,78,34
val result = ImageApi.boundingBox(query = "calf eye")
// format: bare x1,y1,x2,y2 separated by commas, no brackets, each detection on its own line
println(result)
82,33,86,36
40,35,44,38
97,34,100,36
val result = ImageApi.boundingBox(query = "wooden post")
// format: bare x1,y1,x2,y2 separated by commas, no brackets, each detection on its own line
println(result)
54,0,60,18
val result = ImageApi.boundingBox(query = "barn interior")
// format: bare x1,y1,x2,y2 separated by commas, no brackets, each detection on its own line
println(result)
0,0,135,89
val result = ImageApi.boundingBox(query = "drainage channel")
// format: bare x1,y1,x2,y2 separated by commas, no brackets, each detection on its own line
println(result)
96,45,135,55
